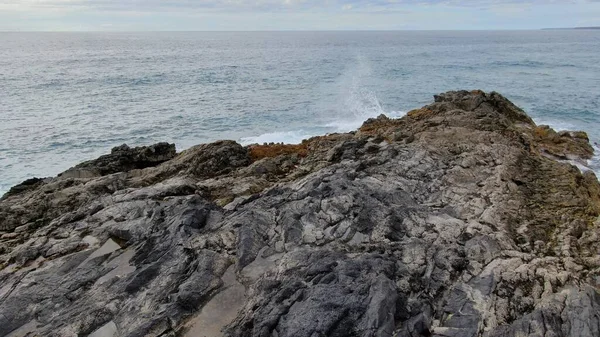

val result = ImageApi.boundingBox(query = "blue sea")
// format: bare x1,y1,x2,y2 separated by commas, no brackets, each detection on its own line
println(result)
1,31,600,195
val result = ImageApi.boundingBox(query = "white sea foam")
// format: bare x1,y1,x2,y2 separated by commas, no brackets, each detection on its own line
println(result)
590,150,600,178
239,130,314,146
533,118,578,132
239,108,406,146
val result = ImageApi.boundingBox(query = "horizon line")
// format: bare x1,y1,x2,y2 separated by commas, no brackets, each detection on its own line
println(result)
2,27,598,33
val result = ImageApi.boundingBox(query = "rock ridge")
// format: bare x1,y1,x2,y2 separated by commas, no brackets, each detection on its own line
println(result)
0,90,599,337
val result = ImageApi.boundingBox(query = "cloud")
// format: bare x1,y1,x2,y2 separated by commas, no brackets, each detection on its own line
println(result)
0,0,597,31
0,0,584,13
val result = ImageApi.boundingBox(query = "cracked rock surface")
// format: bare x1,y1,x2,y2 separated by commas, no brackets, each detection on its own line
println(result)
1,90,600,337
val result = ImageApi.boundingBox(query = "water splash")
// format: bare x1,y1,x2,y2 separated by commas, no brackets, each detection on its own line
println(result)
325,55,403,132
241,57,404,145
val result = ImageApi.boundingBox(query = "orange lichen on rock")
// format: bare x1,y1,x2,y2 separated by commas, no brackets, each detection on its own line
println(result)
359,115,404,136
406,108,434,120
534,126,553,139
248,143,309,162
532,125,594,160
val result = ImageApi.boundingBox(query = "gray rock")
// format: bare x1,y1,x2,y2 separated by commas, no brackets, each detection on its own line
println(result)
64,142,177,177
1,90,600,337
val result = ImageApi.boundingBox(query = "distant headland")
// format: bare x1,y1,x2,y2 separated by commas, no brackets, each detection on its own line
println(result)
542,26,600,30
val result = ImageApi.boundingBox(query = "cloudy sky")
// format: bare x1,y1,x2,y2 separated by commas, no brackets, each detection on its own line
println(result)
0,0,599,31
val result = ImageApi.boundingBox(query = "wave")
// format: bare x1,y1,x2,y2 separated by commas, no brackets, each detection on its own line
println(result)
533,118,578,132
589,141,600,178
491,60,545,68
590,153,600,178
239,108,406,146
240,130,315,146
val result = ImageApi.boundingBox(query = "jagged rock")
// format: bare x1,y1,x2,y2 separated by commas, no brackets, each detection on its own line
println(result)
163,140,250,178
534,125,595,161
60,142,177,178
0,90,599,337
1,177,46,200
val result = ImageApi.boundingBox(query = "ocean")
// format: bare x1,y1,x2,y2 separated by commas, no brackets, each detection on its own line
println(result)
1,31,599,195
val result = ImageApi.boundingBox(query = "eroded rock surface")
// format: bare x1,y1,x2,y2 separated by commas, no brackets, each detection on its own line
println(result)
1,90,599,337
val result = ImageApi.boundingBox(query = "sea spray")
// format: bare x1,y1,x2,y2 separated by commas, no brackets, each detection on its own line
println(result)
240,56,404,145
323,55,401,132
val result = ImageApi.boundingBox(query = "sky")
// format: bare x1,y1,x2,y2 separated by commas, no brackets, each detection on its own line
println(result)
0,0,599,31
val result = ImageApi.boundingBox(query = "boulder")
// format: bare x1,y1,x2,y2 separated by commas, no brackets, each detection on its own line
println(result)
61,142,177,177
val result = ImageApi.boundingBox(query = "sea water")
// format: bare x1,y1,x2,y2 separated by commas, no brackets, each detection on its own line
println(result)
1,31,599,195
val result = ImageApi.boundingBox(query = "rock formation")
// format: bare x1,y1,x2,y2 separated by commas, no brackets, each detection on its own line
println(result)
61,142,177,178
1,90,599,337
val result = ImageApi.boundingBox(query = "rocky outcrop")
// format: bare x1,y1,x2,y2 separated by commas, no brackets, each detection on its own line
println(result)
1,90,599,337
60,142,177,178
1,177,46,200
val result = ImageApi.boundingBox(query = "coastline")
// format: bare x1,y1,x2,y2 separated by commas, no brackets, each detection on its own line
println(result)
1,90,600,336
3,30,600,198
2,105,599,199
